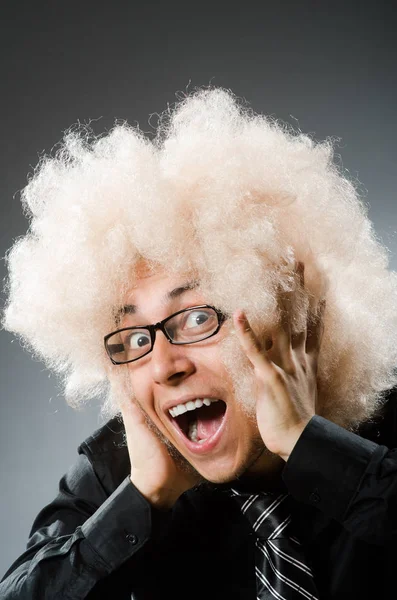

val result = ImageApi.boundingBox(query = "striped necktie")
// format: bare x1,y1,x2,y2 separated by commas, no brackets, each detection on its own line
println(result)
230,488,320,600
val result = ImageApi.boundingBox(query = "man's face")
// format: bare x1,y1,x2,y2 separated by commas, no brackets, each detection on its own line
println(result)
121,267,276,484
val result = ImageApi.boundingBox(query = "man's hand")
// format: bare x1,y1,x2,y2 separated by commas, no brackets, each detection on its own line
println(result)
233,263,325,461
121,400,201,510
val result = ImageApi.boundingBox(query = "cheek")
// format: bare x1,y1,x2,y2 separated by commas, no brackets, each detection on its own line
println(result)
107,367,137,412
125,366,151,405
197,347,236,389
219,336,257,416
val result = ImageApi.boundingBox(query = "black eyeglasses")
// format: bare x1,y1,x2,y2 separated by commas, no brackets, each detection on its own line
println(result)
104,304,227,365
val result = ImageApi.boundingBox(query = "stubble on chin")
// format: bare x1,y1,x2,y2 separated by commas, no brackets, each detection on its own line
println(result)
139,398,280,490
140,409,206,483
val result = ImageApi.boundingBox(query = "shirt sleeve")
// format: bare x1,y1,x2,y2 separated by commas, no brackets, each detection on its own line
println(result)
282,415,397,545
0,452,169,599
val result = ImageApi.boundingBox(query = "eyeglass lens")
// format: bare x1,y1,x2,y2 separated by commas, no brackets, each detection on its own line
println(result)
106,307,219,363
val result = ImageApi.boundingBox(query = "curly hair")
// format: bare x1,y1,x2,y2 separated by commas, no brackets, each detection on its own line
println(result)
2,87,397,428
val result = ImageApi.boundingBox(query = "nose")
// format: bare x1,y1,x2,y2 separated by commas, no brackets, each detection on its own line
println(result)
149,330,196,385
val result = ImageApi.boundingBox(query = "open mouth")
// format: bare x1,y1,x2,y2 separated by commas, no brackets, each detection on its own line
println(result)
169,398,227,444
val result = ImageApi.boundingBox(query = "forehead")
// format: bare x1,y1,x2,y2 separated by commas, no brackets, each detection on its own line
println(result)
122,266,202,318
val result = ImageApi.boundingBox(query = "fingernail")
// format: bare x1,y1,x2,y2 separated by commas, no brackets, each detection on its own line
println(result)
234,310,246,323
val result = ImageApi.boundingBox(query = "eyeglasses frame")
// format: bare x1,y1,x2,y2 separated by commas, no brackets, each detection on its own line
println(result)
104,304,227,365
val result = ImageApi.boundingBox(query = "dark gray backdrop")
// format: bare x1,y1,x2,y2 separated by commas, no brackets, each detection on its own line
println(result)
1,1,396,577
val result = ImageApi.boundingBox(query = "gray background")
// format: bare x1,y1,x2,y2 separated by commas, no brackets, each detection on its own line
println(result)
1,0,396,577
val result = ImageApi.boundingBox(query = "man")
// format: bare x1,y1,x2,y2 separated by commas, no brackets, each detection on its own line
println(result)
1,87,397,599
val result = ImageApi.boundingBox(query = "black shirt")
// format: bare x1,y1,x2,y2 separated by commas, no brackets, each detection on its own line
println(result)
1,391,397,599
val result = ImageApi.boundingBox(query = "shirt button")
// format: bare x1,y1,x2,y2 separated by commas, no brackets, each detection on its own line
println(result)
126,533,138,545
309,489,321,503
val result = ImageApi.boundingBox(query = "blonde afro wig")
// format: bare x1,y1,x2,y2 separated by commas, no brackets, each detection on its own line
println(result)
2,87,397,428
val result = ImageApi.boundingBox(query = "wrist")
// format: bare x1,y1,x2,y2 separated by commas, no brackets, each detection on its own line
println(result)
277,420,311,462
265,418,311,462
129,474,179,511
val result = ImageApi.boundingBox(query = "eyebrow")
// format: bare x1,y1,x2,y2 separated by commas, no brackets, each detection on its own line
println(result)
117,280,200,319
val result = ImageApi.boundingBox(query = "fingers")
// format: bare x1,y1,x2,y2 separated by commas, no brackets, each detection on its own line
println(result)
233,310,273,373
121,397,152,432
290,261,307,346
271,261,304,366
234,261,326,372
306,299,326,355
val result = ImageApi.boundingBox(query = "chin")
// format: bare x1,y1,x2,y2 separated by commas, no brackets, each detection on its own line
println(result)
191,452,258,485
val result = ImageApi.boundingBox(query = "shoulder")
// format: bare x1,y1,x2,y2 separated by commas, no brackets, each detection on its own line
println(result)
77,415,130,494
358,387,397,447
78,415,126,456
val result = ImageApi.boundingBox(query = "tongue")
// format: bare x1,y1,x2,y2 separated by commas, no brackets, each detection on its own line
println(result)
196,402,225,440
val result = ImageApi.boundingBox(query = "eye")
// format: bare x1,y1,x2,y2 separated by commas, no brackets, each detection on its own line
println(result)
184,310,211,329
124,330,151,350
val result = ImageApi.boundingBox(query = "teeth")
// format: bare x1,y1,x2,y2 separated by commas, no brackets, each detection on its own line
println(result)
187,416,209,443
188,419,198,442
169,397,219,418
